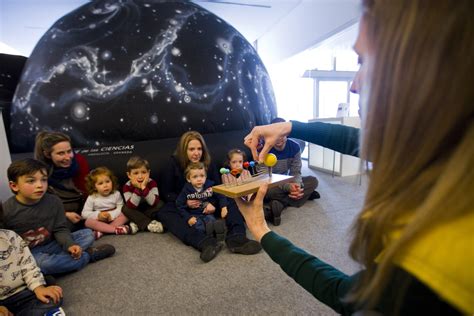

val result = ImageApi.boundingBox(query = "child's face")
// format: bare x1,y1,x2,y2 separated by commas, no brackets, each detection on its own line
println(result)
9,170,48,205
187,169,206,188
49,141,74,168
229,153,244,170
95,174,113,197
127,166,150,185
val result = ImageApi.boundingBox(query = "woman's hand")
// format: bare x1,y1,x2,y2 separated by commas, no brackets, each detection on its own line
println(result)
234,184,271,242
65,211,81,223
244,122,292,162
187,199,201,209
221,206,228,218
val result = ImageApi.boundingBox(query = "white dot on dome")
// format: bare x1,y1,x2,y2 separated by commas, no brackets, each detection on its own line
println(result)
182,116,187,123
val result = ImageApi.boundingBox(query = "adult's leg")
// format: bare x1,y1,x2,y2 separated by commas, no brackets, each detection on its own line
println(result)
265,186,291,207
1,289,62,316
222,199,261,254
287,176,318,208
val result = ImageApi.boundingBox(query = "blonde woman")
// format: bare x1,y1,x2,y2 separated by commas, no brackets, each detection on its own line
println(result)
240,0,473,314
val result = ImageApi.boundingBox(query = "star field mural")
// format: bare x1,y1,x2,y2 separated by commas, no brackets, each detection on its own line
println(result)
10,0,277,153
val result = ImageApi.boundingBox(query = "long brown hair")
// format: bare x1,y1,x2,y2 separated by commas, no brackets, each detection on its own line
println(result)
34,131,72,167
174,131,211,170
349,0,474,309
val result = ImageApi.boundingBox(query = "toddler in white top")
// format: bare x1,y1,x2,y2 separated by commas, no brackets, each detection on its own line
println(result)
82,167,137,239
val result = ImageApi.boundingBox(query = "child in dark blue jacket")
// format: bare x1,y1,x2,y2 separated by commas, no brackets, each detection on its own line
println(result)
176,162,227,241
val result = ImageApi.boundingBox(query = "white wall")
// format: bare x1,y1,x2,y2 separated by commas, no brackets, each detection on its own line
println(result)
257,0,360,66
0,110,11,201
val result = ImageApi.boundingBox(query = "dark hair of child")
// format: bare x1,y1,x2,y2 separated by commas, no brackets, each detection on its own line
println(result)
126,156,150,172
224,148,247,168
7,159,49,194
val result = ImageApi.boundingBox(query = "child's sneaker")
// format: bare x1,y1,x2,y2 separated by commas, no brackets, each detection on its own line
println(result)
45,306,66,316
115,225,130,235
86,244,115,262
93,230,103,240
129,222,139,234
147,220,164,233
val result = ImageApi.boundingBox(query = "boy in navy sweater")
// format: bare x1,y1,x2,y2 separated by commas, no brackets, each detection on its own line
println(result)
176,162,226,241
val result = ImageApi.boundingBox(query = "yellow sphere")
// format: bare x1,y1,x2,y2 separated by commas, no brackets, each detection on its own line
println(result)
264,153,277,167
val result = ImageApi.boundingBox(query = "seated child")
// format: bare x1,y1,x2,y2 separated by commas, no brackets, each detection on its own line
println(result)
176,162,227,241
224,148,252,179
121,156,164,233
0,228,63,316
82,167,137,239
1,159,115,276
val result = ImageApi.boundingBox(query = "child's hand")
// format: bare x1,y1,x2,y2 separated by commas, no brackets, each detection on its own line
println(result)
65,211,82,223
141,175,149,190
98,212,112,222
221,206,228,218
34,285,63,304
0,306,13,316
204,203,216,214
68,245,82,259
188,217,197,226
131,179,141,189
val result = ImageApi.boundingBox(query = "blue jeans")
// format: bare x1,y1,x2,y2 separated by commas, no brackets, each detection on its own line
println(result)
0,288,62,316
31,229,94,275
194,214,216,234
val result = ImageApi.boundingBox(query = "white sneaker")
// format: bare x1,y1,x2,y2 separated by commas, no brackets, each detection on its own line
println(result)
129,222,139,234
147,220,164,233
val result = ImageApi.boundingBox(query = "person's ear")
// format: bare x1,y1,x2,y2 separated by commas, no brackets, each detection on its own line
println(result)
9,181,20,193
126,172,132,179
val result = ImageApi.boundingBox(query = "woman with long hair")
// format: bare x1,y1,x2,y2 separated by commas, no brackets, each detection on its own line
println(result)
34,131,90,231
240,0,474,314
158,131,261,263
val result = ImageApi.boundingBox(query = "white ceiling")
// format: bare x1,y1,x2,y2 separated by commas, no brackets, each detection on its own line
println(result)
0,0,302,57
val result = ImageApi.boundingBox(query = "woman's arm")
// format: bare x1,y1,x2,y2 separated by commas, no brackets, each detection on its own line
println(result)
291,121,360,157
262,232,359,314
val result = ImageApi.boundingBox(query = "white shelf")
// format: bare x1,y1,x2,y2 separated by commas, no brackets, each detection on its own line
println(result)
308,116,361,177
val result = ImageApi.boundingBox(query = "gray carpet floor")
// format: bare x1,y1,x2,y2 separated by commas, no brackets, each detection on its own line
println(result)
56,164,367,315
